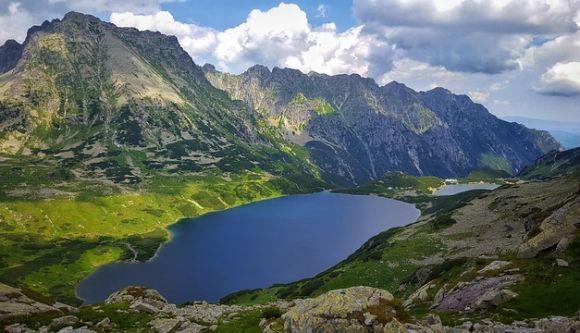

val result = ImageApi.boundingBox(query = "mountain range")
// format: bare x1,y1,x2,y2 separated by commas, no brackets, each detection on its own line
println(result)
0,12,561,189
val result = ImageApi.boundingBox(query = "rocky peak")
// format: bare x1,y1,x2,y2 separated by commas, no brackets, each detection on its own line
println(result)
0,39,23,73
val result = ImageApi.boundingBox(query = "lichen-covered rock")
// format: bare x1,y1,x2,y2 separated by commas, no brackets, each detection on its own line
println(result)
283,286,410,333
105,286,167,313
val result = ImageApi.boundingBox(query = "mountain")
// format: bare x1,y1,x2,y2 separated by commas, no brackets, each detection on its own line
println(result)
503,116,580,149
519,147,580,180
0,12,320,194
204,65,561,186
0,11,567,306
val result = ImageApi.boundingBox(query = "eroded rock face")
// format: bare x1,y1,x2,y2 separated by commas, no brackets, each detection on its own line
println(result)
283,286,406,332
0,283,62,320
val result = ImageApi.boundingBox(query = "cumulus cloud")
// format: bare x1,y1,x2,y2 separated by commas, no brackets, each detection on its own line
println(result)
111,3,394,76
355,0,579,34
354,0,579,74
533,62,580,96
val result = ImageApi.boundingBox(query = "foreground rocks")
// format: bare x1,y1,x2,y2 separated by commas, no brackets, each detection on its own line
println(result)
0,283,62,320
3,284,580,333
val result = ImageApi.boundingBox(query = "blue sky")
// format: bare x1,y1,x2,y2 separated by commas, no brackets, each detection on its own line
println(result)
0,0,579,124
162,0,356,31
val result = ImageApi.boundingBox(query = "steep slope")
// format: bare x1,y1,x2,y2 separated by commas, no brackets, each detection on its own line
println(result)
204,65,561,186
0,12,319,192
519,147,580,180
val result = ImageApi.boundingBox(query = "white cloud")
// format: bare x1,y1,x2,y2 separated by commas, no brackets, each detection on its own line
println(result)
354,0,579,74
111,3,394,76
355,0,579,34
533,62,580,96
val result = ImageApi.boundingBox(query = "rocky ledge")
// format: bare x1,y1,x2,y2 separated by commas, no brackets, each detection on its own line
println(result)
1,283,580,333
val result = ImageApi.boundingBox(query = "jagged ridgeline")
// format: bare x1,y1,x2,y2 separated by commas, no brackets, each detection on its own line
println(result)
0,12,561,188
204,65,561,186
0,12,321,191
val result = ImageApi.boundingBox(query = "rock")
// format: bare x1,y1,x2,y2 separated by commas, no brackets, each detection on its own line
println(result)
53,302,79,314
56,326,96,333
175,322,207,333
4,323,35,333
131,300,161,314
403,281,433,308
259,318,268,329
435,275,522,312
478,260,511,273
95,317,111,330
0,283,62,320
106,286,168,313
556,258,569,267
556,237,571,252
475,289,518,309
518,196,580,258
150,318,183,333
283,286,416,333
209,325,218,331
50,315,79,329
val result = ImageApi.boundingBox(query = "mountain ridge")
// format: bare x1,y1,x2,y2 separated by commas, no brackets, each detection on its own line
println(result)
204,63,560,185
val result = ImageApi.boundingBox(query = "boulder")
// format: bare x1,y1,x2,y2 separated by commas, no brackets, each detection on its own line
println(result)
478,260,511,274
283,286,412,332
50,315,79,329
131,301,162,314
149,317,184,333
435,275,522,312
106,286,167,313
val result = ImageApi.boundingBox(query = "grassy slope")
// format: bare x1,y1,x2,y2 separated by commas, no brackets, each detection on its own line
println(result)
0,171,312,304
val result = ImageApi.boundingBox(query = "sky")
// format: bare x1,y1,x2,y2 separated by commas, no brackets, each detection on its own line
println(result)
1,0,579,123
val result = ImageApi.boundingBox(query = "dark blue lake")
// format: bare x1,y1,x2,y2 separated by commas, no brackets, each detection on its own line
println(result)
76,192,419,304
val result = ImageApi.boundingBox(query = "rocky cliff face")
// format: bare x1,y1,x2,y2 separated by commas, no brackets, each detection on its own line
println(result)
204,65,561,185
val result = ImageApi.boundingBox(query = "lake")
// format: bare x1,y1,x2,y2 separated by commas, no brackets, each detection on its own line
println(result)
77,192,420,304
433,183,499,196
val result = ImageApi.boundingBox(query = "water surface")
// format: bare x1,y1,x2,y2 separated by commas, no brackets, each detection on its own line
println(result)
433,183,499,196
77,192,419,304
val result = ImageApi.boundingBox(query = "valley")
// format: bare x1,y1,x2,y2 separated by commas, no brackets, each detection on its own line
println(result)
0,10,578,333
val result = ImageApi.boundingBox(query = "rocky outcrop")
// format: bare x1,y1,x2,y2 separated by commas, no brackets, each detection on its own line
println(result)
0,283,62,320
434,275,522,312
4,284,580,333
105,286,168,314
518,195,580,258
283,286,415,332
